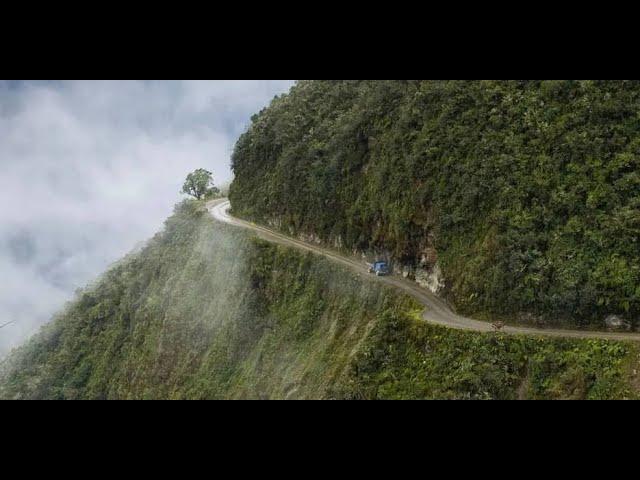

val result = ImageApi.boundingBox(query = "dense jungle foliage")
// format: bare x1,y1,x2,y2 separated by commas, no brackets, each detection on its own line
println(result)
1,201,638,399
229,80,640,327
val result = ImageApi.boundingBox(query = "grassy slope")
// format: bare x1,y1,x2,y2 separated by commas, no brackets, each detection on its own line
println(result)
1,201,638,399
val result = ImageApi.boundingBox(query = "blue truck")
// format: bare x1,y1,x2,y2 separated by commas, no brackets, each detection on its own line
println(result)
368,260,390,276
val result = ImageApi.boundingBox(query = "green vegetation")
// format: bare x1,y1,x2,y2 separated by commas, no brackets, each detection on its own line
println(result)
181,168,220,200
1,201,638,399
229,80,640,327
340,311,638,400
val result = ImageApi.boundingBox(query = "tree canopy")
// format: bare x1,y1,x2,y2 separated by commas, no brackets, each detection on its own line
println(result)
182,168,219,200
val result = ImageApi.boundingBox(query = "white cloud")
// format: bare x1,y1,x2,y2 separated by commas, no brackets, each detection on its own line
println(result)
0,80,295,355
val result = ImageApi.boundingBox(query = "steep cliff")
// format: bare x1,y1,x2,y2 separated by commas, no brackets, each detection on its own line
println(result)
229,80,640,328
2,201,637,399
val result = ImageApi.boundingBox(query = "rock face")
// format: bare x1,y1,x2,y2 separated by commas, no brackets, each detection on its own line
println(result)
298,232,323,245
416,264,445,294
275,221,446,296
604,314,632,331
416,245,444,294
390,262,445,295
267,217,283,229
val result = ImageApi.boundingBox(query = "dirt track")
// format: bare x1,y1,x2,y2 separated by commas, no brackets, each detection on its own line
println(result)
209,199,640,342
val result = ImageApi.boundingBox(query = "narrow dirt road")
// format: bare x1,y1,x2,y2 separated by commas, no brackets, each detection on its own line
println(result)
209,199,640,342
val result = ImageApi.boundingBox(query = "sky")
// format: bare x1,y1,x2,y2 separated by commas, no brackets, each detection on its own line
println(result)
0,80,295,355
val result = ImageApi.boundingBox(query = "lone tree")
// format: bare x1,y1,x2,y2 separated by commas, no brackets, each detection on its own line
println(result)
181,168,219,200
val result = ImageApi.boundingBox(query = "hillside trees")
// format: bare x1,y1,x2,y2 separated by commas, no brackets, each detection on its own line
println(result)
229,80,640,327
